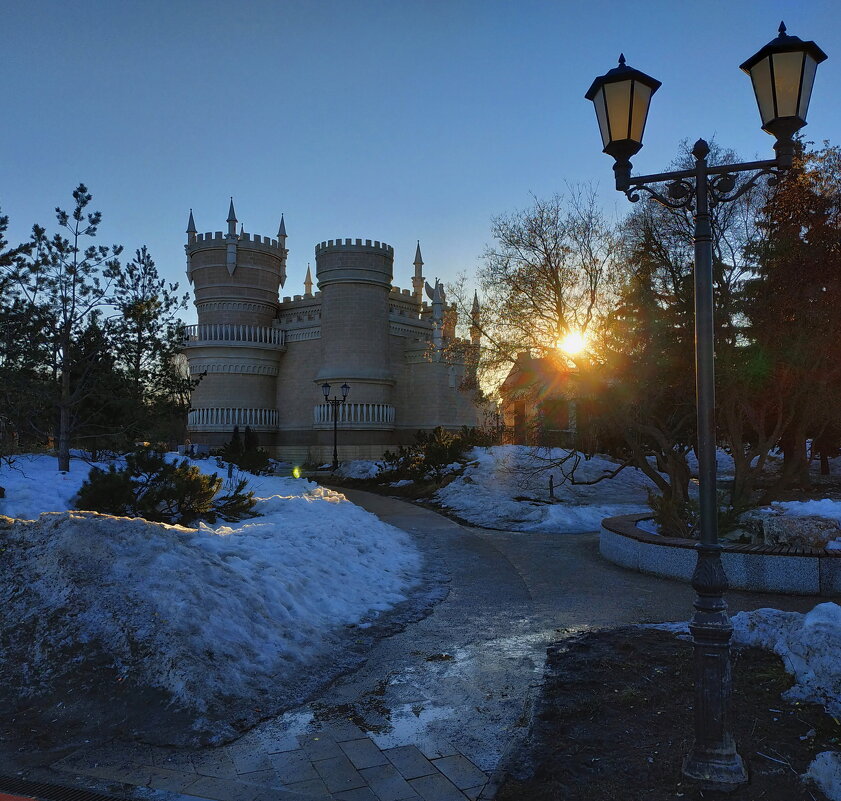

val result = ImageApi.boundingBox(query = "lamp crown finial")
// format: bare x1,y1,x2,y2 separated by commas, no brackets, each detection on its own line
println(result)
778,20,786,35
618,53,626,66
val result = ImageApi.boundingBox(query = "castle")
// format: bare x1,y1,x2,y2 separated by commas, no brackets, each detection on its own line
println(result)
182,201,482,462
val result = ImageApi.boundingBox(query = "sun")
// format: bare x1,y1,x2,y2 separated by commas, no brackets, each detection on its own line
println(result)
558,331,586,355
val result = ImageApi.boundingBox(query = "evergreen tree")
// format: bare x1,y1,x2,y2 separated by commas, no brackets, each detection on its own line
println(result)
9,185,122,471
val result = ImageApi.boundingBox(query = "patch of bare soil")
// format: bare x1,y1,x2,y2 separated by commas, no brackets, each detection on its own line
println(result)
497,627,840,801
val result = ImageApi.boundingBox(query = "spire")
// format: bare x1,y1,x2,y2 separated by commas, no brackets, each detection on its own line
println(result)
472,290,480,316
304,263,313,296
412,240,426,304
186,209,196,235
278,214,287,239
227,197,237,238
239,223,244,237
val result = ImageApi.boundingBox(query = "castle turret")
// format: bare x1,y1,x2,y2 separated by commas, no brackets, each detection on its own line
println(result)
412,241,425,304
183,201,288,447
315,237,395,406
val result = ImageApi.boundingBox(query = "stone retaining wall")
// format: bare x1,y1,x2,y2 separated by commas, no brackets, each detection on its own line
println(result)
600,514,841,596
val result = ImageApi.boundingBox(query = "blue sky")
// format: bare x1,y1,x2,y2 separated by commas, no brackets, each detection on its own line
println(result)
3,0,839,322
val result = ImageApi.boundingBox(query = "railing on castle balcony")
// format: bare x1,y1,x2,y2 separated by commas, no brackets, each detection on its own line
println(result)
313,403,396,429
182,324,286,349
187,407,279,431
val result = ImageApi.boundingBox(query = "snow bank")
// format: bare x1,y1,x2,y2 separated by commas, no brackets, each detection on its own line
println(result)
0,454,423,742
805,752,841,801
436,446,658,532
731,603,841,717
334,459,386,479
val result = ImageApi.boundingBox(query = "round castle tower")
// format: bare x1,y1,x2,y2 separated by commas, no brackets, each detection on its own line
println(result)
184,201,287,445
315,238,395,419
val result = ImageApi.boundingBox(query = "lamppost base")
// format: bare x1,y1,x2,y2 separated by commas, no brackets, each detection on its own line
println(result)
683,749,747,792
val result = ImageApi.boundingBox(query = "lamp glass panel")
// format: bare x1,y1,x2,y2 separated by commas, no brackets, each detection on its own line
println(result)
749,55,775,124
629,81,652,143
771,50,805,118
603,80,633,142
593,87,611,148
798,54,818,119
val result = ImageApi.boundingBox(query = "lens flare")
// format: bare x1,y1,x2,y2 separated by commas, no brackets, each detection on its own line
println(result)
558,331,586,355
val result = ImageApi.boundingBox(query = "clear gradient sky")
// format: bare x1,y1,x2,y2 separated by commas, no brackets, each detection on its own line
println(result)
2,1,839,322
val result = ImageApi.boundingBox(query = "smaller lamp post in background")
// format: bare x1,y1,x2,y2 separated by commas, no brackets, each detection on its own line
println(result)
322,382,350,471
586,22,825,791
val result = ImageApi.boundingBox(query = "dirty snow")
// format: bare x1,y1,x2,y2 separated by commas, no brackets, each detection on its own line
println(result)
0,453,423,742
435,446,659,532
805,751,841,800
334,459,385,479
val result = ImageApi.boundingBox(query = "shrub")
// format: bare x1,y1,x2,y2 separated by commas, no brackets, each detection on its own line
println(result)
382,426,488,481
76,449,256,525
217,425,271,475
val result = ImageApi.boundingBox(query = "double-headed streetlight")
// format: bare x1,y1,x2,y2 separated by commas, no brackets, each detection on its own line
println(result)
586,23,826,790
322,382,350,471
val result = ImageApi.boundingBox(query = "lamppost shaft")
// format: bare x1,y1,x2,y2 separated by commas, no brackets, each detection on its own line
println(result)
682,140,746,787
332,401,339,471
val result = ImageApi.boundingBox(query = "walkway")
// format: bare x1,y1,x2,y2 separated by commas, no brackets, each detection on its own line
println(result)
10,491,823,801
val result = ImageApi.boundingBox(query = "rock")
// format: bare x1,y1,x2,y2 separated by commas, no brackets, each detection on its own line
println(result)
762,514,841,549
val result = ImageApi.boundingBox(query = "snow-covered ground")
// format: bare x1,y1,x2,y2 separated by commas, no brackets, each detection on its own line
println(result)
435,446,659,532
334,459,386,480
0,453,423,743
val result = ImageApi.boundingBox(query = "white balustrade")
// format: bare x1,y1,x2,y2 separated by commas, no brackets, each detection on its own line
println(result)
313,403,396,426
183,324,285,347
187,407,279,429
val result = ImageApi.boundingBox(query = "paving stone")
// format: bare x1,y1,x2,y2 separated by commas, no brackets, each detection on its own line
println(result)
173,775,256,801
463,785,485,801
409,773,467,801
339,738,390,769
227,742,276,774
270,749,319,784
382,746,437,780
283,776,333,797
358,763,420,800
313,754,367,793
414,738,458,761
334,788,381,801
191,747,239,778
146,767,203,793
320,719,369,743
237,768,281,786
298,732,344,761
431,755,487,790
148,746,197,772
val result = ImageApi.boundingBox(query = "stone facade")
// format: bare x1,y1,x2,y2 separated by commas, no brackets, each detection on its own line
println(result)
183,204,480,462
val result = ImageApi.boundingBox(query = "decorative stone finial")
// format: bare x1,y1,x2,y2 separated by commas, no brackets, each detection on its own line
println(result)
186,209,196,235
304,264,313,296
618,53,626,66
779,20,787,36
227,198,237,223
414,241,423,269
278,214,287,239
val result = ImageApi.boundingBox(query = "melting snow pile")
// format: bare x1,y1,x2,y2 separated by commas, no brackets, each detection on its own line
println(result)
436,445,659,532
731,603,841,717
0,454,422,743
334,459,386,479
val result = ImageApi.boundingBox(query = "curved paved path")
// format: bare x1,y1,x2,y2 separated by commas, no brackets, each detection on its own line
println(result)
42,490,822,801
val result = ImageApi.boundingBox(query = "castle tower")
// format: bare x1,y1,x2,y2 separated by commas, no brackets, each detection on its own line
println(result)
183,202,288,446
315,238,396,439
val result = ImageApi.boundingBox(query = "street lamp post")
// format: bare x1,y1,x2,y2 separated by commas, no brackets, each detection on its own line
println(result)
322,382,350,471
586,23,826,790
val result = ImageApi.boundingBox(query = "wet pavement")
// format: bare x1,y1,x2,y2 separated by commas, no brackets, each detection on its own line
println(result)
7,490,824,801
